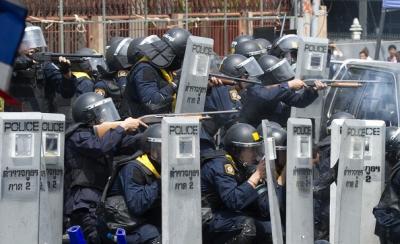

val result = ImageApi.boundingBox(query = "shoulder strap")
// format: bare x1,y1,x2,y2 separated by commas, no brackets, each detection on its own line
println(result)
100,150,144,203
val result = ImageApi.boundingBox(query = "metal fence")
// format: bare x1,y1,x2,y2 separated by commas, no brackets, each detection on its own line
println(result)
24,0,294,56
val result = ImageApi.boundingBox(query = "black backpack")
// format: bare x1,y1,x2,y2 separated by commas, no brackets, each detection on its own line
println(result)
373,162,400,243
96,151,144,233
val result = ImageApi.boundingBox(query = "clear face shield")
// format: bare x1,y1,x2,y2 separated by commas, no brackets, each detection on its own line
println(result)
86,97,121,124
235,56,264,77
232,141,264,166
148,137,162,165
20,26,47,52
266,58,295,83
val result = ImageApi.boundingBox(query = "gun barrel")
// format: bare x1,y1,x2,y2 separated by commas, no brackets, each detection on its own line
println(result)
46,53,103,58
209,73,261,85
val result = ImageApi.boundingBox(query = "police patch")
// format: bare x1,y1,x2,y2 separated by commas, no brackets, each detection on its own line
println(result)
224,164,235,175
229,89,241,101
118,70,128,78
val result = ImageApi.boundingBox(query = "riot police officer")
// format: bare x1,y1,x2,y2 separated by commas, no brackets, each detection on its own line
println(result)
94,37,134,118
374,127,400,243
64,92,145,243
100,124,163,244
313,111,354,240
269,34,301,65
201,123,274,244
239,54,326,127
202,54,248,138
124,28,191,117
10,25,77,112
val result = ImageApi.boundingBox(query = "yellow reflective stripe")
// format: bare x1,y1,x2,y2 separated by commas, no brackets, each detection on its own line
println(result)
136,154,161,179
72,72,91,80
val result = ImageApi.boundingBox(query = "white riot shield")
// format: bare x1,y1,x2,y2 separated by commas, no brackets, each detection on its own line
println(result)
334,120,385,244
174,36,214,113
291,37,329,144
329,119,345,244
39,113,65,244
161,117,202,244
261,120,284,244
286,118,314,244
0,112,42,243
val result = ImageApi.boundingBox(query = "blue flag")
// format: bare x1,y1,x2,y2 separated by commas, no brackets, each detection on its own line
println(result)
383,0,400,9
0,0,27,100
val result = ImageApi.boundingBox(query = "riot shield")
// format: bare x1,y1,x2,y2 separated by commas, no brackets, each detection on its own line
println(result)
261,120,284,244
329,119,345,244
0,112,42,243
174,36,214,113
291,37,329,144
286,118,314,244
161,117,202,244
39,113,65,244
334,119,385,244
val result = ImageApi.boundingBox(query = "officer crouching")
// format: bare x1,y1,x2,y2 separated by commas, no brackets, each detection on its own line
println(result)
98,124,162,244
64,92,144,243
201,123,274,244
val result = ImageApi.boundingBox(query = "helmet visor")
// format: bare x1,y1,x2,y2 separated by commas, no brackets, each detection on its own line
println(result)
20,26,47,50
148,138,162,164
235,56,264,77
86,97,121,123
267,59,295,83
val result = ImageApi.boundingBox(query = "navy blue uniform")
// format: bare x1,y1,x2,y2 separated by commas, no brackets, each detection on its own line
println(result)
64,125,140,243
125,62,176,117
107,155,161,243
201,155,279,243
203,85,242,137
240,83,318,127
9,55,77,112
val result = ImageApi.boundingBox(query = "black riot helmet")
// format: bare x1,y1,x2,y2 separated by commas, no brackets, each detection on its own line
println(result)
72,92,121,124
162,28,191,59
254,38,271,52
231,35,254,52
141,124,162,165
224,123,263,167
257,54,295,85
234,40,266,58
269,34,301,64
105,37,134,72
326,111,355,135
256,123,287,150
74,47,107,75
386,127,400,153
219,54,248,77
327,112,355,128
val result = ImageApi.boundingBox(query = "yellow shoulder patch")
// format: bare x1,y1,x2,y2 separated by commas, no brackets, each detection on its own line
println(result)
224,164,235,176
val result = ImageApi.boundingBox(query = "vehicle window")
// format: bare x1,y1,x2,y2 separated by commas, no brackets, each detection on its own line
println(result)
329,67,398,126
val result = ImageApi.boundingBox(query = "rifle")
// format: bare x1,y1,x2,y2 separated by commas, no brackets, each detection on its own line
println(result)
32,52,103,63
94,110,239,138
209,73,261,85
303,79,389,88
